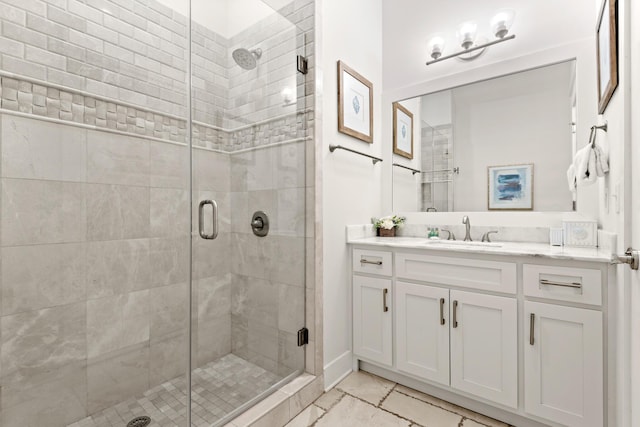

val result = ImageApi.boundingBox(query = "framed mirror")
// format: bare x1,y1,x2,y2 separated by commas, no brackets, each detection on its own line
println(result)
392,60,577,213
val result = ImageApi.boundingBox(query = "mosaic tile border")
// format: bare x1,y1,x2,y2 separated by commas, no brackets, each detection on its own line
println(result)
0,74,310,152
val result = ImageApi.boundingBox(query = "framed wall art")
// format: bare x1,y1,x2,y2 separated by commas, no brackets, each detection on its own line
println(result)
596,0,618,114
337,60,373,143
392,102,413,159
488,164,534,210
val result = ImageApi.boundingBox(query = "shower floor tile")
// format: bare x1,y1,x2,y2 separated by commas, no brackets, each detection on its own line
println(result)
68,354,282,427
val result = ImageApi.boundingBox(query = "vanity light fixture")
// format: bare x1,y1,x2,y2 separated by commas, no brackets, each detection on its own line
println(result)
427,10,516,65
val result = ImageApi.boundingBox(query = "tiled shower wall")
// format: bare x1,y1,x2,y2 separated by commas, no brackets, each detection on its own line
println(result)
0,0,315,425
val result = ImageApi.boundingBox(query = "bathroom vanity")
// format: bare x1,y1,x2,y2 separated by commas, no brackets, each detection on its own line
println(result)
348,235,616,427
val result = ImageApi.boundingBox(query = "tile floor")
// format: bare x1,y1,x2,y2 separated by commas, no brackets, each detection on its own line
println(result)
68,354,282,427
285,370,513,427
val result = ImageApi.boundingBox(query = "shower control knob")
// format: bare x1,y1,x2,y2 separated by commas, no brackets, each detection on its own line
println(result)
251,211,269,237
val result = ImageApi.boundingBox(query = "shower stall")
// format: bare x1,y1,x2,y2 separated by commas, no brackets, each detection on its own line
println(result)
0,0,313,425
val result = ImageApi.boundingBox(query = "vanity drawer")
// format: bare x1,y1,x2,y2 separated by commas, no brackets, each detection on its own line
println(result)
523,264,602,305
396,253,516,294
353,249,392,276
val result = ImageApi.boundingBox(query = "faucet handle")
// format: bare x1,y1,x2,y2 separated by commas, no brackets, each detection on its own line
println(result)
481,230,499,242
441,229,455,240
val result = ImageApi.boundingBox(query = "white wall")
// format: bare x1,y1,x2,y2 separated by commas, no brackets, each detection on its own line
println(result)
320,0,383,388
452,62,573,212
392,98,422,212
422,90,452,127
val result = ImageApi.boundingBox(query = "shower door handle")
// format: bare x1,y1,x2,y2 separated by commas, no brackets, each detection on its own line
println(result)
198,200,218,240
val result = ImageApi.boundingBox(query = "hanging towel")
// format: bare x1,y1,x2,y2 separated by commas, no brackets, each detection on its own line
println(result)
593,139,609,177
566,164,576,193
574,144,597,185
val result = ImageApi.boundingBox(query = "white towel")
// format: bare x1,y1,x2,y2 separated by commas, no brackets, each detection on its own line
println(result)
574,144,597,185
593,139,609,177
566,164,576,193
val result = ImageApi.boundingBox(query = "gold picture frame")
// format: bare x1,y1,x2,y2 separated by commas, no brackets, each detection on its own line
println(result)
596,0,618,114
337,61,373,143
392,102,413,159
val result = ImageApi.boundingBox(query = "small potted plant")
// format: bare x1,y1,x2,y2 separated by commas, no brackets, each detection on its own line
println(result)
372,215,406,237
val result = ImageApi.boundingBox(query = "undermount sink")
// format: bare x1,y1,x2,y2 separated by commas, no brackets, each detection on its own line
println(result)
423,239,503,248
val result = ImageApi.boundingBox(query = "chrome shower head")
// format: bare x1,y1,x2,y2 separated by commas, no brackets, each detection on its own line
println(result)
232,48,262,70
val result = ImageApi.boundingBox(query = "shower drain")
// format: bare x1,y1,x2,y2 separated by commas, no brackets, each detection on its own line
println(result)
126,416,151,427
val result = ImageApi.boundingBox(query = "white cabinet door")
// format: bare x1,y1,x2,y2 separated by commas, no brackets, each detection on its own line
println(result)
353,275,393,366
524,301,603,427
450,290,518,408
396,281,449,385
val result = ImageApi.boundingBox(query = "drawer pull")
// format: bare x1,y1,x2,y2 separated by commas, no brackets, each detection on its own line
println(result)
452,300,458,328
383,288,389,312
530,313,535,345
439,298,445,325
361,258,383,266
539,279,582,289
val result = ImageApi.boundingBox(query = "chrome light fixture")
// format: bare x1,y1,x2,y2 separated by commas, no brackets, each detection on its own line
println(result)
426,10,516,65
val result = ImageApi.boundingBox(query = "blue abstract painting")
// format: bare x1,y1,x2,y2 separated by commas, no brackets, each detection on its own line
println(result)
488,164,533,210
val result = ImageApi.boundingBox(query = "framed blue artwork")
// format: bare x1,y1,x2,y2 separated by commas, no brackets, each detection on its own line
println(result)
488,164,534,210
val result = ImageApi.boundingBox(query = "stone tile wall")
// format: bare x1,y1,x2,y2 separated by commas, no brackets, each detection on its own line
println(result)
0,0,189,117
0,0,315,425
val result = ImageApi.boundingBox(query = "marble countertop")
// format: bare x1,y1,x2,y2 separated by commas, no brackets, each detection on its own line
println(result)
347,236,615,263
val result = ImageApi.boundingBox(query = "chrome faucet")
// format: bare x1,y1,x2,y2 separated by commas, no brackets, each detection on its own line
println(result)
462,216,472,241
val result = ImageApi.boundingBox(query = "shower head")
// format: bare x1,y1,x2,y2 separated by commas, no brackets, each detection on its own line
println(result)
232,48,262,70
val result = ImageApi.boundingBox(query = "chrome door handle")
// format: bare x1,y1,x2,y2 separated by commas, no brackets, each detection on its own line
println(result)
452,300,458,328
539,279,582,289
198,200,218,240
360,259,383,265
529,313,535,346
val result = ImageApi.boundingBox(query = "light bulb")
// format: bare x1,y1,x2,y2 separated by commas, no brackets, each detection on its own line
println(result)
491,10,515,39
457,21,477,50
428,36,445,60
281,87,293,104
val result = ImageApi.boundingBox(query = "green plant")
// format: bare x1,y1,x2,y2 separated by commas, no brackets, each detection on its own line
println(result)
372,215,406,230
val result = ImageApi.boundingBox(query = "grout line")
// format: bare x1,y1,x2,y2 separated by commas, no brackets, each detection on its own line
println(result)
377,382,397,407
331,388,419,427
394,387,467,418
309,391,346,426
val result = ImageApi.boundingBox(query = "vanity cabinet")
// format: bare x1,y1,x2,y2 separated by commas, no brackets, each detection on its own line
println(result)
350,241,611,427
396,282,518,407
522,262,604,427
352,249,393,366
523,302,603,427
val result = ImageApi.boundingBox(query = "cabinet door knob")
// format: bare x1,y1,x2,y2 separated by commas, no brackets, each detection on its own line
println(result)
383,288,389,313
529,313,535,346
452,300,459,328
439,298,446,325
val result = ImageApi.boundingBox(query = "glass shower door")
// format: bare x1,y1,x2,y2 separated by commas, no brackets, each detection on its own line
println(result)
0,0,192,425
189,0,308,425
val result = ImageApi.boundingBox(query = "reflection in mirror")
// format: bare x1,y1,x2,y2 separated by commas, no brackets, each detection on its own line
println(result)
392,60,577,213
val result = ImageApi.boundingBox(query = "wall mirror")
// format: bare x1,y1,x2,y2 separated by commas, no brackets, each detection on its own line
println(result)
392,60,577,213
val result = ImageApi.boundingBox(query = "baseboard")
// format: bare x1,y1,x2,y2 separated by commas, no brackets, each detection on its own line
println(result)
323,350,352,390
